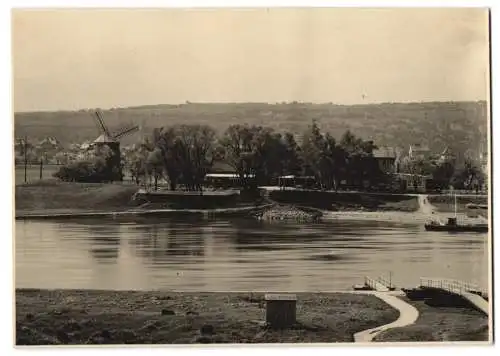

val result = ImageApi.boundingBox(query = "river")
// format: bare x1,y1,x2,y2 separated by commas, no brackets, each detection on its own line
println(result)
15,214,489,292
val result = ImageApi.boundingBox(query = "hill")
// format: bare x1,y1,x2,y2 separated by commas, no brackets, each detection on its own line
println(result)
14,101,488,159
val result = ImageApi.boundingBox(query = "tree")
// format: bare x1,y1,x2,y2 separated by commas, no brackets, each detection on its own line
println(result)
339,130,381,189
124,143,151,186
151,124,217,191
301,121,347,190
14,138,37,164
145,148,164,190
172,124,217,191
432,158,456,190
219,124,285,188
451,158,485,191
400,156,435,176
282,132,303,176
54,151,70,165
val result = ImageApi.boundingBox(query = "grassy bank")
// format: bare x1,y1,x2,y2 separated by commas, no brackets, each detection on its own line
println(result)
15,181,267,217
373,297,489,342
428,195,488,214
16,289,399,345
269,190,419,212
15,180,141,215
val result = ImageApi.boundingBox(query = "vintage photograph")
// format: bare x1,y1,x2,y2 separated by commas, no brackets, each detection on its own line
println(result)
12,8,491,345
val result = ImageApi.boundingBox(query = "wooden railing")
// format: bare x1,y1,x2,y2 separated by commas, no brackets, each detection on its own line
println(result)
377,275,394,289
364,276,390,291
420,277,485,296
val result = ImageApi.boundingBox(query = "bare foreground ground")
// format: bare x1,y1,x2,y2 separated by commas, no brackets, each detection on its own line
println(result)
15,289,489,345
374,298,489,342
16,289,399,345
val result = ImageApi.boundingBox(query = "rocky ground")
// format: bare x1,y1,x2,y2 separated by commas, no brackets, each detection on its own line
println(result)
259,205,322,222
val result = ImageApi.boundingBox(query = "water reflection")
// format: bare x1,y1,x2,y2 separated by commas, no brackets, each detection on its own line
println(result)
129,221,205,261
59,220,122,263
15,216,490,292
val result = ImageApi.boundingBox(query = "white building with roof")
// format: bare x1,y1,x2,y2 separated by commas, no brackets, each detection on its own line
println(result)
408,144,431,159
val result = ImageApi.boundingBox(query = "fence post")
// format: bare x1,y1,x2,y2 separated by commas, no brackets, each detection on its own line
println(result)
39,158,43,180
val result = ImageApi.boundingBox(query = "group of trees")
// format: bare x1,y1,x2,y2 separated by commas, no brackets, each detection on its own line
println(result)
300,123,382,190
14,137,63,165
52,119,487,192
399,152,486,191
118,121,385,191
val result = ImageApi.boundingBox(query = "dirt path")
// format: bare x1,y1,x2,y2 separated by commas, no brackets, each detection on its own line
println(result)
417,194,436,215
354,292,419,343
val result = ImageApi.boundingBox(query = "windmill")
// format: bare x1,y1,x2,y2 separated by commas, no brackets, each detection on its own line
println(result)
91,110,140,181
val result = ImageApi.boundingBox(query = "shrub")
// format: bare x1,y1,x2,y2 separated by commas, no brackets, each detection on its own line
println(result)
53,160,113,183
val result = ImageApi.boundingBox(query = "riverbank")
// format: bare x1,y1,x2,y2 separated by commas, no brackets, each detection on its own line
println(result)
266,188,420,212
15,180,141,215
15,289,399,345
373,297,489,342
15,182,421,218
427,194,488,214
14,181,264,218
17,181,487,221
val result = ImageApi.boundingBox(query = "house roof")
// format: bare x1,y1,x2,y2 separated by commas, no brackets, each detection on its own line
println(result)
93,134,117,143
211,161,236,173
409,144,430,152
373,146,397,159
206,173,255,178
440,146,456,158
38,137,60,147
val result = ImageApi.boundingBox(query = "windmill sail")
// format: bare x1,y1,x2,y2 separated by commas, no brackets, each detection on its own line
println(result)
94,111,112,137
113,125,140,140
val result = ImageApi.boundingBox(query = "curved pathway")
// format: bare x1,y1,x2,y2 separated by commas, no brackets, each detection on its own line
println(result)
353,292,419,343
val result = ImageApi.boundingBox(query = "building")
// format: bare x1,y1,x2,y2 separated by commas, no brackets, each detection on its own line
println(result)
438,146,455,163
373,146,397,173
408,144,431,160
205,161,254,188
394,173,431,193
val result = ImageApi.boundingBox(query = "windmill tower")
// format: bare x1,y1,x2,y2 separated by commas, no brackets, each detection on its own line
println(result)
92,110,139,181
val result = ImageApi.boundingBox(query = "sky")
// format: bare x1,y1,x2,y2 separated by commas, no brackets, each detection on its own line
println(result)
12,8,490,112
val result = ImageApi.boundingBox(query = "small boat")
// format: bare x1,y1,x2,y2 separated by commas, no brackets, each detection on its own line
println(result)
424,193,488,233
424,217,488,233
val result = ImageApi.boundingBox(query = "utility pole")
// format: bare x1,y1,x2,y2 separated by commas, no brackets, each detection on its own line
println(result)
24,136,28,183
39,157,43,180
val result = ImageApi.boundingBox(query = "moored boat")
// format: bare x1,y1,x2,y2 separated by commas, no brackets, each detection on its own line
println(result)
424,192,488,233
424,217,488,233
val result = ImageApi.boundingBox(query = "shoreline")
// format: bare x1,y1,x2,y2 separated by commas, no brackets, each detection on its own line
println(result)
15,181,488,221
16,205,487,224
15,204,273,220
